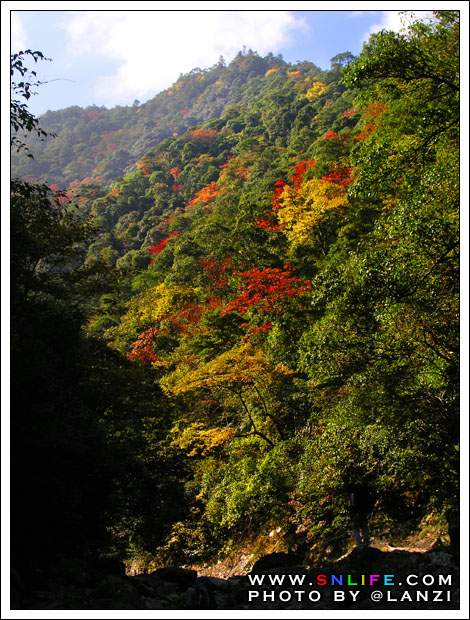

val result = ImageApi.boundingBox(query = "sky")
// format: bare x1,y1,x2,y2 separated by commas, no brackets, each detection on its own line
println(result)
7,3,439,117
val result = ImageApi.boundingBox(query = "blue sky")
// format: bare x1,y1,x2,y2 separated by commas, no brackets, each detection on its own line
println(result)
9,6,434,116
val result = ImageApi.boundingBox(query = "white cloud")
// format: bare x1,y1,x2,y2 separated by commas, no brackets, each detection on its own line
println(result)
11,11,28,51
362,10,435,43
60,10,307,106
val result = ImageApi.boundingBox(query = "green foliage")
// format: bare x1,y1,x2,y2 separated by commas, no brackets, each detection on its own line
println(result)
11,50,53,155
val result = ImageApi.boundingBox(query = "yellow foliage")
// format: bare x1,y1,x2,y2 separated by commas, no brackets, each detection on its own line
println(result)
162,342,293,397
276,178,349,246
304,81,329,100
265,68,279,77
170,422,235,457
110,283,202,347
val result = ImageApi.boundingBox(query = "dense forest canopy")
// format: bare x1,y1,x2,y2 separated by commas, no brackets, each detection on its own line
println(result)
11,11,459,576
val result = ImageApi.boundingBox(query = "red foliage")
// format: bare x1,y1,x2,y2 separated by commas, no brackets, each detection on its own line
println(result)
49,183,59,191
324,131,338,140
342,109,359,118
268,160,314,213
290,160,315,189
53,191,73,207
254,213,283,231
272,179,287,210
206,296,223,310
200,257,231,288
170,166,181,178
128,328,159,364
180,109,190,116
147,232,180,259
321,167,353,187
221,265,312,317
87,110,99,119
170,302,204,331
172,183,183,192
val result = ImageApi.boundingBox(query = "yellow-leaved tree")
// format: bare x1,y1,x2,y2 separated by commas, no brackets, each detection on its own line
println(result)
275,177,350,247
162,342,294,447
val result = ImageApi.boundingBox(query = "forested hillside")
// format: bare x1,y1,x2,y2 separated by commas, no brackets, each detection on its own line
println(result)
11,50,321,188
11,11,459,590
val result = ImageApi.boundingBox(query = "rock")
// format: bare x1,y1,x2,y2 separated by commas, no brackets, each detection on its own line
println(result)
151,566,197,585
132,579,157,597
205,576,231,591
132,572,164,588
156,582,182,597
251,552,300,573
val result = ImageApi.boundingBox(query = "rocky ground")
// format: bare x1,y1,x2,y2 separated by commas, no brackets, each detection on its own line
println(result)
11,542,459,610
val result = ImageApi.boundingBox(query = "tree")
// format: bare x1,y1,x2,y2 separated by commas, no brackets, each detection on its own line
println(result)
11,50,52,156
330,52,355,69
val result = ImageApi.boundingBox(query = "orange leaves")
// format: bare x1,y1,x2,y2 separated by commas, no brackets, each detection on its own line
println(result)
170,168,182,191
136,155,160,175
188,181,220,207
287,70,302,80
68,179,81,191
354,102,389,141
364,101,389,119
188,128,219,145
354,125,377,142
324,131,338,140
128,328,160,364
